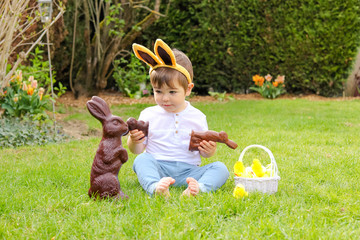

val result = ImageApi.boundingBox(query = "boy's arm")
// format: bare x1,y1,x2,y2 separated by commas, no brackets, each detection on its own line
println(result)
127,129,146,154
198,140,217,158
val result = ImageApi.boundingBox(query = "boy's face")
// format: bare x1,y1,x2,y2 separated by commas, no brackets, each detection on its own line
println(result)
153,80,194,113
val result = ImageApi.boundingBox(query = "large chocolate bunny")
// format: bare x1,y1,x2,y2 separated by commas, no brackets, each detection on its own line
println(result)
189,130,238,151
86,96,129,200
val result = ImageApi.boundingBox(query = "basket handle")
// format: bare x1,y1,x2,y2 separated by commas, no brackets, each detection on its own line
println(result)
238,144,279,176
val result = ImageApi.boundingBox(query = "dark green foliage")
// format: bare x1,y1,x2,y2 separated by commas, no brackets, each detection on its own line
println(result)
113,54,151,98
0,117,68,149
18,47,57,89
144,0,360,96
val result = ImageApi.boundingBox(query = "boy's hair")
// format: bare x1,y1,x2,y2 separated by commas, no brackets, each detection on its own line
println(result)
150,49,193,91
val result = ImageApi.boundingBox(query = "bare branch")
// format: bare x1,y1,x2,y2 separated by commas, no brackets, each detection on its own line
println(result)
69,0,79,94
2,8,65,91
133,5,165,17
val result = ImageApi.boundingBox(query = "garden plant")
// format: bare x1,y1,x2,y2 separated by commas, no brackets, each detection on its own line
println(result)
250,74,286,99
0,47,68,149
1,99,359,238
112,53,151,99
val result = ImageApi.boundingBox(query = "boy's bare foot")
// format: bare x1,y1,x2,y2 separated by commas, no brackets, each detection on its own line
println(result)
182,177,200,197
155,177,175,197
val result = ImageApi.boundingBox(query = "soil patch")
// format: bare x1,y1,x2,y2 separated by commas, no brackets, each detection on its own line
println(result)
57,119,101,140
56,91,358,108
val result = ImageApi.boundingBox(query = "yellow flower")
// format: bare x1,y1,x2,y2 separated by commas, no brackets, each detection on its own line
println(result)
11,70,23,83
30,79,37,89
234,161,245,176
251,159,265,177
38,87,45,100
272,81,279,87
38,87,45,94
16,70,23,82
252,75,264,86
27,85,34,95
22,82,28,91
233,184,248,198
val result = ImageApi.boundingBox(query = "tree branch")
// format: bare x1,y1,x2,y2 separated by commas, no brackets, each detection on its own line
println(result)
2,8,64,91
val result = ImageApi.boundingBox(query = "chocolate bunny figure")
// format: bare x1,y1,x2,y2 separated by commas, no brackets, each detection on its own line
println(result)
86,96,129,200
189,130,238,151
126,117,149,137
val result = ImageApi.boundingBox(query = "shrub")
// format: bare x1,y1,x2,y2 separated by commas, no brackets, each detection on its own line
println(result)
144,0,360,96
18,47,58,91
0,116,68,149
112,53,151,99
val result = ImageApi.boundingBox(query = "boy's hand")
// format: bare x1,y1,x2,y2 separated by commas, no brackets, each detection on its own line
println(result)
199,140,217,158
129,129,146,144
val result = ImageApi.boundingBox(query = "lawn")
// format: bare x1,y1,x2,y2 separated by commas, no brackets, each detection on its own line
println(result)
1,98,360,239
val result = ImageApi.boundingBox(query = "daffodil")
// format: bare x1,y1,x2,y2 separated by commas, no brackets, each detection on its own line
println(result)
233,184,248,198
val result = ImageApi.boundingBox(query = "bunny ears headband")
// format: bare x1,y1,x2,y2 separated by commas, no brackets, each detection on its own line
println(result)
132,39,192,84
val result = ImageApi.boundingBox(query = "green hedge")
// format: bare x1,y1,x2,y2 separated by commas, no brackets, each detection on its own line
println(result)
143,0,360,96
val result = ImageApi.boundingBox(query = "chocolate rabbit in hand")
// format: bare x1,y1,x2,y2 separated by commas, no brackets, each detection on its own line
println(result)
86,96,129,200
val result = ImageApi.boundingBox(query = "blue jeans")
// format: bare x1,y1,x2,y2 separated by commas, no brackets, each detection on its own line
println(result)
132,153,229,196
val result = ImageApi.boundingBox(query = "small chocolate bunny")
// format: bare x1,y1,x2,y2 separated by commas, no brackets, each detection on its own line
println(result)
86,96,129,200
189,130,238,151
126,117,149,137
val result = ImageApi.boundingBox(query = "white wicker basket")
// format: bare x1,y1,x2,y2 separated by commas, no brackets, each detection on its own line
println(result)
234,145,280,194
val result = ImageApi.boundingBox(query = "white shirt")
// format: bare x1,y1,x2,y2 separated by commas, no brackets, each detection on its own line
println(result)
139,101,208,165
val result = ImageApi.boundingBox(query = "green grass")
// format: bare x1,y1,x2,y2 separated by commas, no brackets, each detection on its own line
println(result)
1,99,360,239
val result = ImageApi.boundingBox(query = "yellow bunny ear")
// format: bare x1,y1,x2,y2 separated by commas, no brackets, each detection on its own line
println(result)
153,39,192,83
154,39,176,66
132,43,162,68
132,39,192,84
